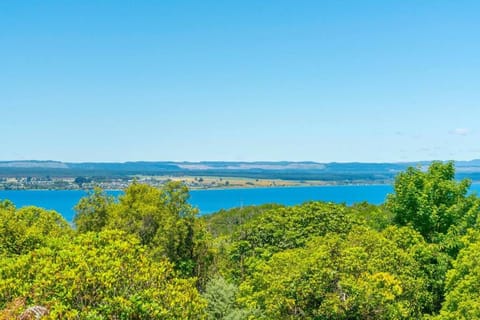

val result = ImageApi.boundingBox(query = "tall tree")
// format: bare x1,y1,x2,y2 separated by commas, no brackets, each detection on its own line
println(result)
74,187,114,233
386,161,479,242
106,181,205,276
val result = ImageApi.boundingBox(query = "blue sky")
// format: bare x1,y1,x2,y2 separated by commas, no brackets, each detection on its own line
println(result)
1,1,479,163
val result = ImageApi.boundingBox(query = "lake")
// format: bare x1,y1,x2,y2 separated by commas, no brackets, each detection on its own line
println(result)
2,184,479,222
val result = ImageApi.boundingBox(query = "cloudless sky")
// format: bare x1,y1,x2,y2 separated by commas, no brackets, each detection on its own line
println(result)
1,1,479,163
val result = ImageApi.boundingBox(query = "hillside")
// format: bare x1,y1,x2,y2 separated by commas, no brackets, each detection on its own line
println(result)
2,160,480,183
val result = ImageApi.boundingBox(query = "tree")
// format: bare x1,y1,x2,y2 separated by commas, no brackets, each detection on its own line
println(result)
73,176,90,188
237,226,432,319
348,202,393,231
73,182,213,278
73,187,114,233
104,181,205,276
0,230,207,319
383,225,451,314
434,231,480,320
203,276,258,320
386,161,479,243
0,204,72,256
226,201,355,280
203,204,284,238
234,201,353,254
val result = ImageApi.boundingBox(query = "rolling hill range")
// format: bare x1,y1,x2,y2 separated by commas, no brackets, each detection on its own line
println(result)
1,160,480,183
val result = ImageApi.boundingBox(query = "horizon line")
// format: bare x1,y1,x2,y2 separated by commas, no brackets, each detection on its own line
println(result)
0,159,474,165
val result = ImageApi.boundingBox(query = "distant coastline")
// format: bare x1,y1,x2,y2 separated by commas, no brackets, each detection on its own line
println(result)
0,176,394,191
1,160,479,191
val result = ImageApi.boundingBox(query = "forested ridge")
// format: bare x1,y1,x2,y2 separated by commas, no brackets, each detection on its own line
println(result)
1,161,480,319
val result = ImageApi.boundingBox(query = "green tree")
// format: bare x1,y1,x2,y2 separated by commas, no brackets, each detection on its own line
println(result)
383,225,451,314
105,181,205,276
204,276,259,320
0,230,207,319
0,204,72,256
74,176,90,187
348,202,393,231
73,182,214,279
434,231,480,320
74,187,114,233
203,204,285,238
386,161,479,243
233,201,353,254
226,202,354,280
237,226,432,319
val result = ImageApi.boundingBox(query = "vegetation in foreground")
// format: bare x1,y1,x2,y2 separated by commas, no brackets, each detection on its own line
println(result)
1,161,480,319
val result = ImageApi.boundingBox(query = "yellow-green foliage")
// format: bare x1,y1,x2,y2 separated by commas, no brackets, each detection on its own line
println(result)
0,201,72,255
0,230,206,319
1,162,480,319
435,231,480,320
75,182,211,277
236,226,432,319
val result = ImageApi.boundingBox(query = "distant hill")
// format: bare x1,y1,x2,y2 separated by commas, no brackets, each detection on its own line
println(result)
2,160,480,183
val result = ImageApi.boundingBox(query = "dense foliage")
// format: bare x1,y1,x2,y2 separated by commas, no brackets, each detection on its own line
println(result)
1,161,480,319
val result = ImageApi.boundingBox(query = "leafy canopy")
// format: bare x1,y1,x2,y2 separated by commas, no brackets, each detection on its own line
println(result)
387,161,479,242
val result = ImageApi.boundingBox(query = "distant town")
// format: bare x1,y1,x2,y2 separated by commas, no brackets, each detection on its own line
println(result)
0,175,336,191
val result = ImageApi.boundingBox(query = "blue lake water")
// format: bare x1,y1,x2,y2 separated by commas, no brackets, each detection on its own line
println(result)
1,184,480,222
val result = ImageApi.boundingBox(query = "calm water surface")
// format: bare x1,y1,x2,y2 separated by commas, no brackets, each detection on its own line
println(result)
2,184,479,222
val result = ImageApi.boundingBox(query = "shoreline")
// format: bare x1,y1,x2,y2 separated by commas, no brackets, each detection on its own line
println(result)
1,182,395,192
2,179,479,192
